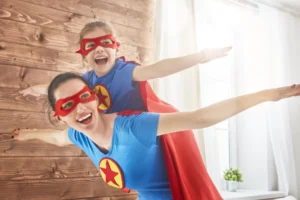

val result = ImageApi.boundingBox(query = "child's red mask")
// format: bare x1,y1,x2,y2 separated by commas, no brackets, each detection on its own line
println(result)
75,34,120,56
54,86,96,117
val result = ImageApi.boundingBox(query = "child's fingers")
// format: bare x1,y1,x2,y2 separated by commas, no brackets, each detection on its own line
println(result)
19,89,28,95
220,46,232,54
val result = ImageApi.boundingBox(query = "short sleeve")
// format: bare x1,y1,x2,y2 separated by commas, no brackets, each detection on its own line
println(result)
68,127,91,149
116,112,160,148
68,127,80,146
115,59,139,87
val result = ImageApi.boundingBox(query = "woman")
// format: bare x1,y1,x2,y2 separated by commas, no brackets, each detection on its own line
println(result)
13,72,300,200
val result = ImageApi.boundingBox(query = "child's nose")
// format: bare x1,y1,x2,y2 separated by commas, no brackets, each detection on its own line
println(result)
95,45,105,53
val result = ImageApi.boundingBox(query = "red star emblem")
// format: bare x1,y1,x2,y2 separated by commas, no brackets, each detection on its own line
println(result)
100,160,119,186
93,84,112,111
97,89,109,108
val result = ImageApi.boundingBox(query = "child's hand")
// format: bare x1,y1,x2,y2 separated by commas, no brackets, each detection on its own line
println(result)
201,46,232,63
11,128,32,141
19,87,41,97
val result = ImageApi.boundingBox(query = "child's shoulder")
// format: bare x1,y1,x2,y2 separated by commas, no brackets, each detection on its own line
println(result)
115,56,141,70
82,70,95,80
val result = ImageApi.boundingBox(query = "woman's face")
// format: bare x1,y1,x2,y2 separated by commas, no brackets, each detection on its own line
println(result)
54,79,100,133
83,28,118,77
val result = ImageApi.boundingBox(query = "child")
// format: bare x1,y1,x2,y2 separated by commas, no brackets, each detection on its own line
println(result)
19,20,231,200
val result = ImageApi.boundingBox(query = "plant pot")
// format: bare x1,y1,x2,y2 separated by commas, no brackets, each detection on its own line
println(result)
226,180,238,192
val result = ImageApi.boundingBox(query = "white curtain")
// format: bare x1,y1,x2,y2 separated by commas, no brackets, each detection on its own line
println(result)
153,0,205,156
224,1,299,197
154,0,299,197
260,4,299,197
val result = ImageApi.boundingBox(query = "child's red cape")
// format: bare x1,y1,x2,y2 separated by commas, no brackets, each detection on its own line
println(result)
117,57,222,199
138,81,222,200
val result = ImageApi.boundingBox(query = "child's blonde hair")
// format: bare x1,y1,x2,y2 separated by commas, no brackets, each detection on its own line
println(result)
79,20,118,69
79,20,117,44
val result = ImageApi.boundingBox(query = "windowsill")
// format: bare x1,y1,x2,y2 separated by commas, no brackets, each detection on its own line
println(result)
220,190,286,200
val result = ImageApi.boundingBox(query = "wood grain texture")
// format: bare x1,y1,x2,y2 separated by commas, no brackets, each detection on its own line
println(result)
1,0,152,32
0,133,84,157
0,177,137,200
6,0,153,31
0,64,62,89
0,110,66,133
75,195,138,200
0,157,99,181
20,0,155,16
0,41,151,72
0,0,155,199
0,157,98,180
0,18,152,50
0,41,84,72
0,87,47,112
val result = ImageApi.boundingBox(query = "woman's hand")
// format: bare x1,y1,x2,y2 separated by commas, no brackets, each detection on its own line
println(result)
265,84,300,102
12,128,33,140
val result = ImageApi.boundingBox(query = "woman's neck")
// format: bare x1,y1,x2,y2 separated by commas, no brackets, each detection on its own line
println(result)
88,113,116,150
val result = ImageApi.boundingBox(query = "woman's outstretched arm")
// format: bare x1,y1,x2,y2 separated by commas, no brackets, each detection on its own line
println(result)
12,128,72,146
157,84,300,136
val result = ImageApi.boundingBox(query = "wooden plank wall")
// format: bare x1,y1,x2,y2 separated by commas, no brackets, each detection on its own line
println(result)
0,0,155,199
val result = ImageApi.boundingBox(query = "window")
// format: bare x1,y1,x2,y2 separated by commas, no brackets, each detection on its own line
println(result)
197,23,236,188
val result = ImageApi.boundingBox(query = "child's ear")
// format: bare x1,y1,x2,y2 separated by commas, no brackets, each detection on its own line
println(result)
83,57,88,63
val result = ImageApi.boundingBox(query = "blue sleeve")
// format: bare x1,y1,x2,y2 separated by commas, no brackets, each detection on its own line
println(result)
68,127,80,146
81,71,89,82
81,70,94,87
116,113,160,148
115,60,139,87
68,127,90,149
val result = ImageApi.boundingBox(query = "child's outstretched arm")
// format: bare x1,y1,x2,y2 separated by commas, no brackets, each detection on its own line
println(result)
11,128,72,146
19,84,49,97
132,46,232,81
156,84,300,136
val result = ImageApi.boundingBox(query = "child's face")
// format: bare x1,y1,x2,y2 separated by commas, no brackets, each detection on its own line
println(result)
83,28,117,76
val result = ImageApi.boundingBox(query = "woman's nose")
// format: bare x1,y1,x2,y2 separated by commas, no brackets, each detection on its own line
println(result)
77,103,86,113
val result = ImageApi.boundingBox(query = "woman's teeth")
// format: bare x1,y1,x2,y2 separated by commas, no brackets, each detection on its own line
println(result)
77,113,92,123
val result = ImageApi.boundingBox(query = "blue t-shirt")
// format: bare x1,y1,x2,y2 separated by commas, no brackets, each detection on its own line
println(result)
68,113,172,200
82,58,147,113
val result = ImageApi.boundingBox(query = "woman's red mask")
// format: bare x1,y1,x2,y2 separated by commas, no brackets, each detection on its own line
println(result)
75,34,120,56
54,86,96,117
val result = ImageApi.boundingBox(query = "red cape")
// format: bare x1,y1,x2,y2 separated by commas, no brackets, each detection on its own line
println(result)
139,81,223,200
117,57,222,199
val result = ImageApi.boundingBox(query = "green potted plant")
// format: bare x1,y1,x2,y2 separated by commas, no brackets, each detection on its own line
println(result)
223,167,243,192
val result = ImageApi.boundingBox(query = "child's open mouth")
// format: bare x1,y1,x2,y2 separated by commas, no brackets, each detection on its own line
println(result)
77,113,93,125
95,57,108,65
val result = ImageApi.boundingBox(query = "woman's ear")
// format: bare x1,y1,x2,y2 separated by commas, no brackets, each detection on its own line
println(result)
55,116,66,124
